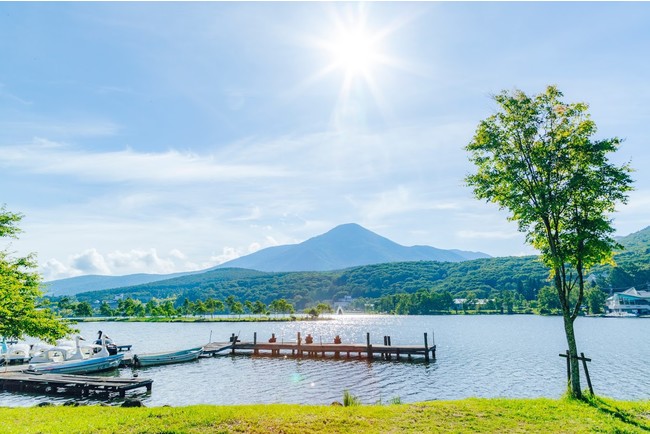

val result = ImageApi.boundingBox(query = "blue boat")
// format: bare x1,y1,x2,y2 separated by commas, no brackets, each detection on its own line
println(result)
27,354,124,374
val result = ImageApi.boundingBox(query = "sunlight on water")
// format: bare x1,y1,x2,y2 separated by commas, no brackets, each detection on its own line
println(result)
1,315,648,406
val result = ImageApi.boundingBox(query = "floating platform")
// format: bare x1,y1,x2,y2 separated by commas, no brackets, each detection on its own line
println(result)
0,372,152,399
203,332,436,362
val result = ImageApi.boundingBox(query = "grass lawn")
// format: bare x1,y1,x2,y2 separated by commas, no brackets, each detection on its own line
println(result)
1,396,648,433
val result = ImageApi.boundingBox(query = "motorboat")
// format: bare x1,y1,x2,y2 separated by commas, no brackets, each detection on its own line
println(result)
27,353,124,374
27,336,122,374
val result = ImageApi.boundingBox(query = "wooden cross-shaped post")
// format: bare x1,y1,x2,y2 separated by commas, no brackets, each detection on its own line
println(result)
559,351,594,395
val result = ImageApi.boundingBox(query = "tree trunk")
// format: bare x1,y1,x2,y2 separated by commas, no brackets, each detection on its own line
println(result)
562,313,582,399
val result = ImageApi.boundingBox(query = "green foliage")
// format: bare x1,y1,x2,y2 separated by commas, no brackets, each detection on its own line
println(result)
465,85,633,398
584,286,607,314
0,205,74,342
73,257,549,310
343,390,361,406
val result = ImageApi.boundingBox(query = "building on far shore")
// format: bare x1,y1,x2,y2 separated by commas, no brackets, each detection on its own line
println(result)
605,287,650,316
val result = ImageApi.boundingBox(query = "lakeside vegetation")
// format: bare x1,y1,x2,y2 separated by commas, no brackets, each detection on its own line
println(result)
1,396,648,433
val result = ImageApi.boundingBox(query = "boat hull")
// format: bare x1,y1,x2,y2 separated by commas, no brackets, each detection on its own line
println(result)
28,354,124,374
134,347,203,367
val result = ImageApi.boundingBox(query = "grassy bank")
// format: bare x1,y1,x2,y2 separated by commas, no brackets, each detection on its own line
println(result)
1,397,648,433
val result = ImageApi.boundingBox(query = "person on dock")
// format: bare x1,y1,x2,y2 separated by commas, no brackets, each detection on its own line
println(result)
334,335,342,344
305,334,313,344
268,333,277,343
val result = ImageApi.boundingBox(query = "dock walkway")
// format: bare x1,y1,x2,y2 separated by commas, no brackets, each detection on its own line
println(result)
0,372,152,398
203,332,436,361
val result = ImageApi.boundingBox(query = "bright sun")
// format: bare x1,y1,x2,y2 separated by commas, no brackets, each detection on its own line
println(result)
329,27,378,78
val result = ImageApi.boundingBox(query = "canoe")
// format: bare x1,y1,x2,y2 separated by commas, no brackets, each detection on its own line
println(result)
27,354,124,374
133,347,203,368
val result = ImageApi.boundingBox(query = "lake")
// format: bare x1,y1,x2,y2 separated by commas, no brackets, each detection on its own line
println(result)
1,315,648,406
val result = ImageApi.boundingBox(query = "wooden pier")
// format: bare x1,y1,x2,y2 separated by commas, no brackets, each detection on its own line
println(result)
203,332,436,362
0,372,152,399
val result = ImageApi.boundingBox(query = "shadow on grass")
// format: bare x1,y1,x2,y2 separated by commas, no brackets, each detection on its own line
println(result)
580,394,650,432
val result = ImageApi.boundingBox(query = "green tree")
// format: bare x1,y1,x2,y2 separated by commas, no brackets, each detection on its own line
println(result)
252,300,266,315
315,302,333,315
99,301,115,317
0,206,74,342
537,285,561,314
270,298,294,316
466,86,633,398
585,286,607,314
73,301,94,317
231,301,244,317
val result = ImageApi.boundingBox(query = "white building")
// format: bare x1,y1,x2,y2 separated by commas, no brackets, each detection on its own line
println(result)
605,287,650,316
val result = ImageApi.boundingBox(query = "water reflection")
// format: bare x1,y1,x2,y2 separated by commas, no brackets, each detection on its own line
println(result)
1,315,648,406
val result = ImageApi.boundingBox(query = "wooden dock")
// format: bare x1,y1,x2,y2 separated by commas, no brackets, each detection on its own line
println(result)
203,332,436,362
0,372,152,399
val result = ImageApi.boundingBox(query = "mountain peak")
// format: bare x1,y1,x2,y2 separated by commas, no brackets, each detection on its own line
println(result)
216,223,489,272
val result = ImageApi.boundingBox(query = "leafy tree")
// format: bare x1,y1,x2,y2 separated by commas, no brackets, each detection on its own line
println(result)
231,301,244,317
160,300,177,318
252,300,266,315
315,302,333,315
0,205,74,342
585,286,607,314
537,285,561,314
73,301,94,317
269,298,294,316
466,86,632,398
99,301,115,317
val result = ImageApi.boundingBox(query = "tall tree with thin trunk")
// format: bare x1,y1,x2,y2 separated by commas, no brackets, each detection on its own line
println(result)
465,86,632,398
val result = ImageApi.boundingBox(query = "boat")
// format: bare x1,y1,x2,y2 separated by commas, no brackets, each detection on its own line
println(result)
604,311,639,318
3,343,31,364
133,347,203,368
29,336,99,363
27,353,124,374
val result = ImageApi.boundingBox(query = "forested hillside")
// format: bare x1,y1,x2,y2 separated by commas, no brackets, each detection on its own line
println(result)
591,226,650,290
75,256,549,309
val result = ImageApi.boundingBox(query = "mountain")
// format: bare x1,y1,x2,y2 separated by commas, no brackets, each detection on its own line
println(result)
44,223,489,297
214,223,490,272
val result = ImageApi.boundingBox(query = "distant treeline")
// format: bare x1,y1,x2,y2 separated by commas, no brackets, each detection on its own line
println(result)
70,257,549,309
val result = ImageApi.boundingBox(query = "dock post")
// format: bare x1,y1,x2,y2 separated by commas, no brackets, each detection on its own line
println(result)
382,336,387,360
254,332,258,355
297,332,302,357
366,332,373,360
424,333,430,362
387,335,392,360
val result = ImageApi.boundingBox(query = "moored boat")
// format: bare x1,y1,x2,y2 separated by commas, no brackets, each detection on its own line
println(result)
3,343,31,364
133,347,203,368
27,353,124,374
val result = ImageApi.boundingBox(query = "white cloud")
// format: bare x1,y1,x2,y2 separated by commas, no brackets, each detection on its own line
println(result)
71,248,111,275
0,141,289,184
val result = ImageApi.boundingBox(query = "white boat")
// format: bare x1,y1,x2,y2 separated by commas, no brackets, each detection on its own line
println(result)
133,347,203,367
605,311,639,318
27,353,124,374
3,343,31,364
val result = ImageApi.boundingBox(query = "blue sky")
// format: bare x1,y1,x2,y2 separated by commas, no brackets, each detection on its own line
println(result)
1,2,649,280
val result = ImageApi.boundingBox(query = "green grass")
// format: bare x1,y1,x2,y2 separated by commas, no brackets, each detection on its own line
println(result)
1,397,649,433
